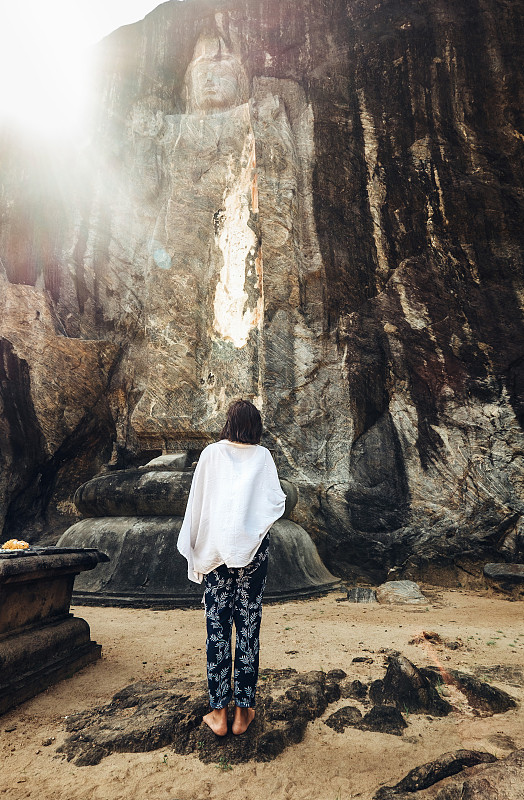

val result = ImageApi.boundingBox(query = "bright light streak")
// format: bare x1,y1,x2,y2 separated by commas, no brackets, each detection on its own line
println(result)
0,1,173,138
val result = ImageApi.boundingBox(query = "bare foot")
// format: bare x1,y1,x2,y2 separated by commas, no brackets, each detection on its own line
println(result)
232,706,255,735
203,707,228,736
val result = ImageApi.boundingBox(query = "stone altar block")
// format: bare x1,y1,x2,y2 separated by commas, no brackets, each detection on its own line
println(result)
0,548,107,715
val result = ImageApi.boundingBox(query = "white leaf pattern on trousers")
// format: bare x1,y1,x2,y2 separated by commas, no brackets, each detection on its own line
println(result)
203,534,270,708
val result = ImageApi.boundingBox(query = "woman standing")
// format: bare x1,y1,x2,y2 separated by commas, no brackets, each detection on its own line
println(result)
178,399,286,736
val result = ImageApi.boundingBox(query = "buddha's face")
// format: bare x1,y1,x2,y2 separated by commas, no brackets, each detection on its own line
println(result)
185,41,247,113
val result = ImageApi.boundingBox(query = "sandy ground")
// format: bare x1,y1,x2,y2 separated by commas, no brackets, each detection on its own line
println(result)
1,587,523,800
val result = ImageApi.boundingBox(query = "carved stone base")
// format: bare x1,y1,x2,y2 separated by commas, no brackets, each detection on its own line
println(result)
58,455,339,606
58,517,339,607
0,617,101,715
0,548,105,715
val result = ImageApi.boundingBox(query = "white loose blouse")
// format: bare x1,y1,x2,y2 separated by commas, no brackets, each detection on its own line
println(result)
177,440,286,583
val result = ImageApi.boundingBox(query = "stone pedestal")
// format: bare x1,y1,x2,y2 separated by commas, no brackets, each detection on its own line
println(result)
58,453,339,606
0,548,107,715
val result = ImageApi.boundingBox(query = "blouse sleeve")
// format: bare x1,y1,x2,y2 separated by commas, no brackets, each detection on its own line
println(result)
264,449,286,519
177,451,206,583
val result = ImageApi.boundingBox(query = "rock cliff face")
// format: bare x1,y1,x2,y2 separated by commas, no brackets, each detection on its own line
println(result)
1,0,524,582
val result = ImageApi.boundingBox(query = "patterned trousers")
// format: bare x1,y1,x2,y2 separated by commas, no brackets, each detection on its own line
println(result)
203,534,270,709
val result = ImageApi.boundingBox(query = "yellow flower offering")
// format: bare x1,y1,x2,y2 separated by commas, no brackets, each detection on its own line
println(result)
1,539,30,550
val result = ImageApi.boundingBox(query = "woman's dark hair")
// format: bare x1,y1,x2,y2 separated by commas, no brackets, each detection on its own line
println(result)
219,399,262,444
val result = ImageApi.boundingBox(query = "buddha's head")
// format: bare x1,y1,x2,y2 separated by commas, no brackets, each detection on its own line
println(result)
184,35,249,114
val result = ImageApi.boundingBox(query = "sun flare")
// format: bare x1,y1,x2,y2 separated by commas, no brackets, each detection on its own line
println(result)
0,1,164,139
0,5,95,137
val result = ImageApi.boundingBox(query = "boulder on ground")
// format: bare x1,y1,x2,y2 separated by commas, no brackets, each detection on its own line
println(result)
359,705,408,736
373,749,524,800
484,563,524,597
376,580,427,604
484,563,524,583
340,679,368,700
421,667,517,715
370,655,452,716
346,587,378,603
324,705,363,732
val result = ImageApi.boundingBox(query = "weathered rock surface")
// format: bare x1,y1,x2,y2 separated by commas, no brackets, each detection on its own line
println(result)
484,563,524,597
373,750,498,799
324,699,411,736
484,563,524,582
345,587,379,603
55,657,519,768
340,678,369,700
373,749,524,800
421,666,517,715
359,705,408,736
376,580,427,604
370,655,452,716
324,704,363,732
369,655,517,718
57,668,343,766
473,665,524,689
1,0,524,584
0,286,118,541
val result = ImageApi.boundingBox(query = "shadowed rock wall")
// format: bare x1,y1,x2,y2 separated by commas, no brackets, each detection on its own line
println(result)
1,0,524,581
